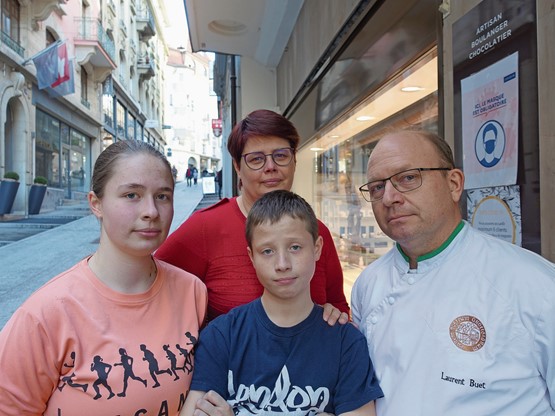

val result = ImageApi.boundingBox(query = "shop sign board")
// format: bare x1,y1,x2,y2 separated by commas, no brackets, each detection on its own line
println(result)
452,0,534,66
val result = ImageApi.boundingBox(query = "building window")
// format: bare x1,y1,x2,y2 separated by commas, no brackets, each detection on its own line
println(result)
46,29,56,46
81,66,89,107
70,130,88,194
102,94,114,128
1,0,20,42
116,100,126,139
127,114,136,140
35,110,60,188
35,110,90,196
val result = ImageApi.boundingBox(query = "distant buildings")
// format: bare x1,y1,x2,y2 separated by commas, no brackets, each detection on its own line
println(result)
164,45,221,183
0,0,216,216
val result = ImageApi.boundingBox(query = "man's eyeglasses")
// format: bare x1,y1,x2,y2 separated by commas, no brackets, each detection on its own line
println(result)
241,147,295,170
359,168,451,202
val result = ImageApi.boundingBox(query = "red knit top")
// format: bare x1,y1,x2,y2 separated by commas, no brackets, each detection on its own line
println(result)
156,197,349,321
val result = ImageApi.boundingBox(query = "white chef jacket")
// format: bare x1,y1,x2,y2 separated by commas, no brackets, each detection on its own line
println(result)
352,221,555,416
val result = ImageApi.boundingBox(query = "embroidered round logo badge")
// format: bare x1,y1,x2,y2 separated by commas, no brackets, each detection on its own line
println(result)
449,315,486,352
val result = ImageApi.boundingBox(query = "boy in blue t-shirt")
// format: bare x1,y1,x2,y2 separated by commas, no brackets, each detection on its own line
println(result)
181,190,383,416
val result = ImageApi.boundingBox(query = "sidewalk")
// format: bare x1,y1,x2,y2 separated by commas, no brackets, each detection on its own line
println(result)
0,181,206,328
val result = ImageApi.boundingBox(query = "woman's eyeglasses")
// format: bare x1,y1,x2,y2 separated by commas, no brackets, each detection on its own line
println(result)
241,147,295,170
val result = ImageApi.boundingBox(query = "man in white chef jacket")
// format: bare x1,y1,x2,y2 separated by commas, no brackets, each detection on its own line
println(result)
352,129,555,415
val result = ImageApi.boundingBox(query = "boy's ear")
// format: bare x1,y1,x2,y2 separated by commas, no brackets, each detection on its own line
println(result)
314,235,323,261
247,246,254,264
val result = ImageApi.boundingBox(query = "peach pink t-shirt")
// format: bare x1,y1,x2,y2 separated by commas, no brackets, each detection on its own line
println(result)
0,258,207,416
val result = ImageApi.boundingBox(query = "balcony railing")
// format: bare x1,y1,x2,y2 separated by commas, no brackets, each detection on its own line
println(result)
136,9,155,39
1,31,25,57
137,54,155,80
74,18,116,64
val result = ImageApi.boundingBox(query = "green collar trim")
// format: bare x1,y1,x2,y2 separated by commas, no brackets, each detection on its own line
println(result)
397,221,465,263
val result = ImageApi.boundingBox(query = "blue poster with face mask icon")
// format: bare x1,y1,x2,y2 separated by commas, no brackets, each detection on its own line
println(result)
475,120,505,168
461,52,519,189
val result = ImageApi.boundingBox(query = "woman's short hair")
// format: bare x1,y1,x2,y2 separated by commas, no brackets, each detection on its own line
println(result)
227,109,301,165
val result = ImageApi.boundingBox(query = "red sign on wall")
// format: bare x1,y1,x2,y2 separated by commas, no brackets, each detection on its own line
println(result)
212,119,222,137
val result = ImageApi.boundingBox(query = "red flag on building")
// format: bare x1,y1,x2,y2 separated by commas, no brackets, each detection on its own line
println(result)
51,42,71,88
30,41,74,96
46,59,75,97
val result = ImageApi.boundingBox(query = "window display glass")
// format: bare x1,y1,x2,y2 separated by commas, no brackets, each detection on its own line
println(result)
296,49,439,299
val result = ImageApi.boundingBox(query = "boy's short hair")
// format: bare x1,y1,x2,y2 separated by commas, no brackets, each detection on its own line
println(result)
246,190,319,247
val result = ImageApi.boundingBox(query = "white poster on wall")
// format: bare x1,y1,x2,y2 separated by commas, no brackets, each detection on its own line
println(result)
467,185,522,246
461,52,519,189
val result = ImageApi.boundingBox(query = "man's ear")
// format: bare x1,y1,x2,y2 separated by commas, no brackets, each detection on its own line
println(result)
447,168,465,203
88,191,102,219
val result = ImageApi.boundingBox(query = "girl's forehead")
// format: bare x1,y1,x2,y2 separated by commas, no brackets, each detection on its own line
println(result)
115,153,164,170
110,154,171,182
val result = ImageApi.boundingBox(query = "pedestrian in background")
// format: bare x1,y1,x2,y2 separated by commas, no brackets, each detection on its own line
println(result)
156,109,349,324
181,190,382,416
0,140,207,415
185,166,192,187
352,129,555,415
216,168,223,199
192,167,198,185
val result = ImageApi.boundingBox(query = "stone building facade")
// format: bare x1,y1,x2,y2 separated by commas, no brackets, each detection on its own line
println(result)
0,0,168,215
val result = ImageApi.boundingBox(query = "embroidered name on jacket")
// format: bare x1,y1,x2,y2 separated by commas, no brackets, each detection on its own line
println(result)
227,366,330,415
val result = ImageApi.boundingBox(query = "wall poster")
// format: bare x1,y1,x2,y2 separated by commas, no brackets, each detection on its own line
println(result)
461,52,519,189
467,185,522,246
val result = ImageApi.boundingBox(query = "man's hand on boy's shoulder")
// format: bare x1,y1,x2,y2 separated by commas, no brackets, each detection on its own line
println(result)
322,303,350,326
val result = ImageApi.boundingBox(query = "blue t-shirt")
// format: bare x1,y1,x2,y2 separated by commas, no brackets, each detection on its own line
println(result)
191,299,383,415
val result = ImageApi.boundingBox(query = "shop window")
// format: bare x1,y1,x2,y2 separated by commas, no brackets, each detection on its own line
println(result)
297,48,438,298
35,110,61,188
70,130,88,194
35,110,91,196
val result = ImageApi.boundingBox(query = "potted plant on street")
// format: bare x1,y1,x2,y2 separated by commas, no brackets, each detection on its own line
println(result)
29,176,48,215
0,171,20,215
